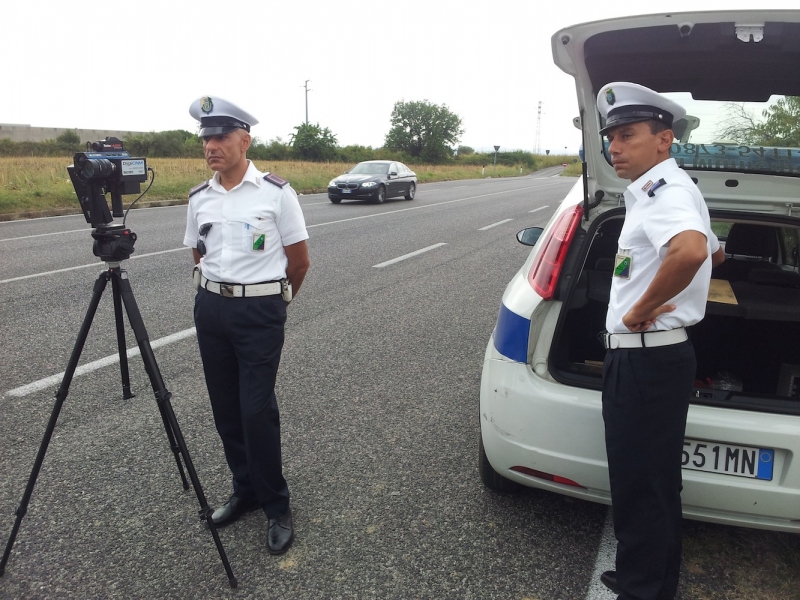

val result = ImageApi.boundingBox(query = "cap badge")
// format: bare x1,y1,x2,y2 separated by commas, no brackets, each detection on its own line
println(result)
200,96,214,114
605,88,615,106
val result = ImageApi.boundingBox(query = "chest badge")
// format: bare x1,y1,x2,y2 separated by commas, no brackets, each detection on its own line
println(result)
252,233,266,251
614,253,631,279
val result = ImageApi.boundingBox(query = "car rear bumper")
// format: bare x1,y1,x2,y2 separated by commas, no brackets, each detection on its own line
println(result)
480,339,800,532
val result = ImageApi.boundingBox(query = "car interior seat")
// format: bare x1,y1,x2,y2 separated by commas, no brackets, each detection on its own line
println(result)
712,223,784,282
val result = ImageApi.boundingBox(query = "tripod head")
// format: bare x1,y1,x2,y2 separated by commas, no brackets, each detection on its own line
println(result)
92,224,137,262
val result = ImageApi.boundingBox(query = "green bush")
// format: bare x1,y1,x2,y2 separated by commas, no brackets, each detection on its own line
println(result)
249,137,292,161
125,130,198,158
0,137,83,157
337,145,380,163
456,150,537,170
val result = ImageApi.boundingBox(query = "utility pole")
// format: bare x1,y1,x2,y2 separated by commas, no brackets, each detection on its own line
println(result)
303,80,312,124
535,101,542,154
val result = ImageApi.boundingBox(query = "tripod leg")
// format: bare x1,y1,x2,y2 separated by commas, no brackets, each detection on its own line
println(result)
114,268,237,588
111,273,134,400
1,271,109,576
115,272,189,489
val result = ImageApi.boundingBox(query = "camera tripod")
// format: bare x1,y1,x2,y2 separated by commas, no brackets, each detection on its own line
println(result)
0,235,237,588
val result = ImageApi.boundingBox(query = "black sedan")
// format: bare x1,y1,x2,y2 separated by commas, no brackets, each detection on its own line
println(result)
328,160,417,204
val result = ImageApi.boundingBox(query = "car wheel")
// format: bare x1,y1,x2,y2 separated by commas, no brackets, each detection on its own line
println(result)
404,182,416,200
329,195,341,204
479,436,521,493
374,185,386,204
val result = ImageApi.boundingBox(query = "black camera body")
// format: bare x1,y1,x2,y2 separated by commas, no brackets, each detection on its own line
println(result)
67,137,148,261
68,137,148,228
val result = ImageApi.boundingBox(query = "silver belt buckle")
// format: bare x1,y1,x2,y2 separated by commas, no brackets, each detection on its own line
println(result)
220,284,235,298
601,332,619,349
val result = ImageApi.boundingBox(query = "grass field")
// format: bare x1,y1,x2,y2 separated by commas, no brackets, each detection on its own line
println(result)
0,155,578,219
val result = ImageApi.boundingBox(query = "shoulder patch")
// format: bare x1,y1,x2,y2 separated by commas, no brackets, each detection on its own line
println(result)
646,178,667,198
189,180,210,198
263,172,289,188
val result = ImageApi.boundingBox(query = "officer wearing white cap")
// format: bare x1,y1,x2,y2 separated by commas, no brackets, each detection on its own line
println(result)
595,82,724,600
184,95,310,555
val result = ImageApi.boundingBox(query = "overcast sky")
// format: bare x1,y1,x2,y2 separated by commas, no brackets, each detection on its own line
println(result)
2,1,797,155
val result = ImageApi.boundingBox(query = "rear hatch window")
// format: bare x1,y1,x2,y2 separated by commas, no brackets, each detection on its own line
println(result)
584,21,800,179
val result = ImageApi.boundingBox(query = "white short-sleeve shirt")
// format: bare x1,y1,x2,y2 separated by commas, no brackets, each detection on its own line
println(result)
183,161,309,284
605,158,720,333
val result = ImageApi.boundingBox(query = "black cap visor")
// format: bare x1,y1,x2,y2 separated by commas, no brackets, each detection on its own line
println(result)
199,118,250,139
600,105,674,135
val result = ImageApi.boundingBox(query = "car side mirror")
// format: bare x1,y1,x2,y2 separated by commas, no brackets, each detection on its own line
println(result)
516,227,544,246
389,171,397,177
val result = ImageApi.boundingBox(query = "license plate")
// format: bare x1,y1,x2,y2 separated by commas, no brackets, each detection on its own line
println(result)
342,189,352,194
682,438,774,480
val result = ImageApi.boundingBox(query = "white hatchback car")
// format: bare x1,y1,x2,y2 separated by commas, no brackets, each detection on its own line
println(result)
480,10,800,532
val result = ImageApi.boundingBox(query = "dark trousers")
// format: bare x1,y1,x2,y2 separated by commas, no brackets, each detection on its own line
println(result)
194,288,289,518
602,341,695,600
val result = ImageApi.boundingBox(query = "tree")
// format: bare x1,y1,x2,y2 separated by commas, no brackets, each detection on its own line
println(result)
718,96,800,146
384,100,464,163
290,123,338,161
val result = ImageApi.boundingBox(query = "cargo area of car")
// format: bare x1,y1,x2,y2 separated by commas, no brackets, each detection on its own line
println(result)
549,210,800,414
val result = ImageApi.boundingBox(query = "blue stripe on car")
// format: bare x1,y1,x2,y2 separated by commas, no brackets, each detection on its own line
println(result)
493,303,530,363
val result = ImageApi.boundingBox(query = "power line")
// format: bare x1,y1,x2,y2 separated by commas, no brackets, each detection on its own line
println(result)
534,101,542,154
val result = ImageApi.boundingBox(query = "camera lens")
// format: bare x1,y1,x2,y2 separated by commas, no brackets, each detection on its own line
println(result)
81,158,115,179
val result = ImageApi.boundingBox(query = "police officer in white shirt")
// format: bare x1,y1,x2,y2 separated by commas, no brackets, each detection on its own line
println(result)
184,95,310,555
595,82,725,600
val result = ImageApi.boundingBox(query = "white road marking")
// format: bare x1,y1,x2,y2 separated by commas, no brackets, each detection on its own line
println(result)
3,182,569,285
585,508,617,600
529,205,550,213
4,328,198,398
5,179,572,397
0,228,87,242
0,247,187,284
478,219,513,231
307,181,568,230
372,243,447,268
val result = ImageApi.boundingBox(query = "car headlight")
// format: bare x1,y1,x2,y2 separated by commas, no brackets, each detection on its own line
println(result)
361,182,377,188
328,180,337,187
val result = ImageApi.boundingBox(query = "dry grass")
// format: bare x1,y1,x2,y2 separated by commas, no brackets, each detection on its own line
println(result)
0,157,541,219
562,161,583,177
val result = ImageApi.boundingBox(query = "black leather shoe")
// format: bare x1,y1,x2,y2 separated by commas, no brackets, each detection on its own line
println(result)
210,495,259,527
600,570,621,595
267,506,294,555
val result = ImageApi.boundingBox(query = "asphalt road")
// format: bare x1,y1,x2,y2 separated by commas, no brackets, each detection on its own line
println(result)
2,170,790,599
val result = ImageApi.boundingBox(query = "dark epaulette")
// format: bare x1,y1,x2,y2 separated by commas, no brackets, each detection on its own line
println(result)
189,180,210,198
263,172,289,188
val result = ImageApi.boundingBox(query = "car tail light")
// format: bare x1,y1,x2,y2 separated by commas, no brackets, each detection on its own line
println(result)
528,204,583,299
511,466,585,488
